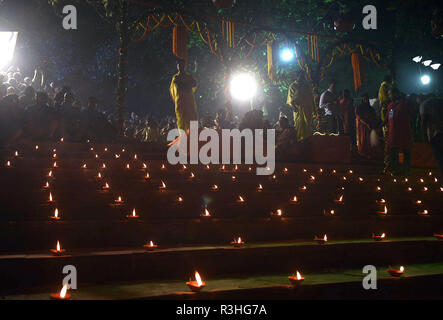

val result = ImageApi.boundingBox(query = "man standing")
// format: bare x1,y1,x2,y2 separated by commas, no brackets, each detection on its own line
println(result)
170,59,198,132
384,87,413,176
286,71,314,141
378,75,393,173
319,79,339,134
420,96,443,177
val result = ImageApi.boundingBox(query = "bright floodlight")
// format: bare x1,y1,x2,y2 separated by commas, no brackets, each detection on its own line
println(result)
230,73,257,101
0,32,18,69
280,48,294,62
430,63,441,70
412,56,422,63
421,75,430,85
422,60,432,66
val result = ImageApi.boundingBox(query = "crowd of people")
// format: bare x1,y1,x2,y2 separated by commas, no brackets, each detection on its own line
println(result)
0,63,441,178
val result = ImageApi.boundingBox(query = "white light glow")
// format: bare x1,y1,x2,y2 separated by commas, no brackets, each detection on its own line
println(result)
422,60,432,66
430,63,441,70
412,56,422,63
280,48,294,62
0,32,18,69
230,73,257,101
421,75,430,85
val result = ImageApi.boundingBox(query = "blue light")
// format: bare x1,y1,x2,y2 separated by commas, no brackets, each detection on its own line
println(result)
280,48,294,62
421,75,430,85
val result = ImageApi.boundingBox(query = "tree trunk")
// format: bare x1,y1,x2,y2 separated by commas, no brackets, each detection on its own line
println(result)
116,0,130,133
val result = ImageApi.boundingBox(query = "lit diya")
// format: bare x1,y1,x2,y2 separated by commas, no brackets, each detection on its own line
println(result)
290,195,298,204
97,172,102,179
53,153,57,159
43,181,50,189
348,169,353,174
231,237,244,247
160,164,166,170
407,187,413,192
5,161,11,167
201,208,211,218
219,165,226,171
211,184,219,191
48,192,54,203
126,208,140,220
270,209,283,218
309,175,316,182
189,172,195,179
414,200,423,205
115,154,120,159
314,234,327,244
126,163,130,170
205,165,210,171
257,184,263,192
186,271,205,292
231,175,236,181
377,205,388,215
102,163,106,169
387,266,404,277
143,240,158,251
422,187,428,192
334,195,344,204
159,180,167,190
14,150,19,157
358,177,364,182
236,195,245,204
60,137,64,142
50,284,70,300
176,196,184,203
81,164,87,169
35,145,39,150
288,271,304,286
51,241,66,256
318,168,323,174
134,154,137,160
418,209,429,216
233,165,238,171
323,209,335,217
299,185,307,192
102,182,110,190
376,198,386,205
53,161,58,168
283,167,289,174
342,176,347,181
114,196,124,205
332,169,337,174
372,232,386,241
50,208,61,221
95,154,99,159
433,233,443,240
142,163,148,169
144,172,150,180
48,170,53,177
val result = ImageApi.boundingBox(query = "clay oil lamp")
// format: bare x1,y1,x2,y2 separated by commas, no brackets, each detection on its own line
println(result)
233,165,238,172
387,266,404,277
126,163,130,170
60,137,64,142
332,169,337,174
434,178,438,183
302,168,307,173
186,271,205,292
231,175,236,181
121,148,126,153
309,175,316,183
440,187,443,192
81,164,87,169
144,172,150,180
358,177,364,183
270,209,283,219
97,172,102,179
290,195,298,204
433,233,443,240
53,153,57,159
248,167,252,172
189,172,195,180
219,165,226,171
14,150,19,157
422,187,428,192
376,198,386,205
43,181,50,189
334,195,344,204
403,178,408,183
159,180,167,191
428,171,433,176
102,182,110,190
257,184,263,192
288,271,304,287
211,184,219,192
283,167,289,174
95,154,99,159
5,160,11,167
231,237,244,247
414,200,423,206
35,145,39,150
134,154,137,160
104,147,108,152
407,187,413,192
90,147,94,151
48,192,54,203
377,205,388,216
102,163,106,169
53,161,58,168
372,232,386,241
342,176,347,181
47,170,53,178
115,154,120,159
314,234,327,244
299,185,307,192
201,208,211,218
205,165,210,171
126,208,140,220
176,196,184,204
160,163,166,170
50,284,70,300
142,163,148,169
114,196,124,205
323,209,335,217
51,241,66,256
393,178,397,183
236,195,246,204
50,208,61,221
53,148,56,153
418,209,429,216
419,178,424,183
318,168,323,174
143,240,158,251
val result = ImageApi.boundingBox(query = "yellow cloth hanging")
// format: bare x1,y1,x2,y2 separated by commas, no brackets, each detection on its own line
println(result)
267,41,276,81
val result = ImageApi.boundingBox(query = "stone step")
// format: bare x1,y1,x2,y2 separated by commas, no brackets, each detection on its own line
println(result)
0,237,442,295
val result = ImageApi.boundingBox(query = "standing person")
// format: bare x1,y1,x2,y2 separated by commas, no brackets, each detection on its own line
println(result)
170,59,198,132
339,89,356,146
420,96,443,177
319,79,339,134
355,94,381,159
378,75,393,173
369,91,381,120
384,87,413,176
286,71,314,141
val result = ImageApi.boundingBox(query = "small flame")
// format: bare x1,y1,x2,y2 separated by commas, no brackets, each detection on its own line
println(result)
407,187,412,192
60,137,64,142
330,210,335,215
300,185,307,190
348,170,353,174
276,209,282,216
421,210,429,215
115,154,120,159
145,172,150,179
212,184,218,190
126,164,130,169
143,163,147,168
116,196,122,202
190,172,195,178
53,154,57,158
258,184,263,190
234,165,238,171
342,176,347,180
381,233,386,238
45,182,49,188
132,208,137,217
149,240,154,247
399,266,404,272
237,237,242,243
383,205,387,214
14,151,18,157
303,169,307,172
319,168,323,173
332,169,336,174
49,192,53,202
6,161,11,167
310,175,315,181
98,172,102,178
338,195,343,202
161,164,166,170
420,179,424,183
232,175,236,181
291,195,297,202
122,148,125,152
178,196,183,202
102,163,106,169
59,283,68,298
206,165,210,170
82,164,87,168
296,271,302,280
53,161,57,168
35,145,39,150
134,154,137,160
161,181,166,189
423,187,428,191
284,168,288,173
48,170,52,177
416,200,422,204
376,186,381,191
221,165,225,170
359,177,363,182
204,209,210,217
429,171,432,176
104,148,108,152
95,154,99,158
434,178,438,183
54,208,59,218
238,195,244,202
195,271,203,286
104,182,110,189
56,240,61,252
324,234,327,241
